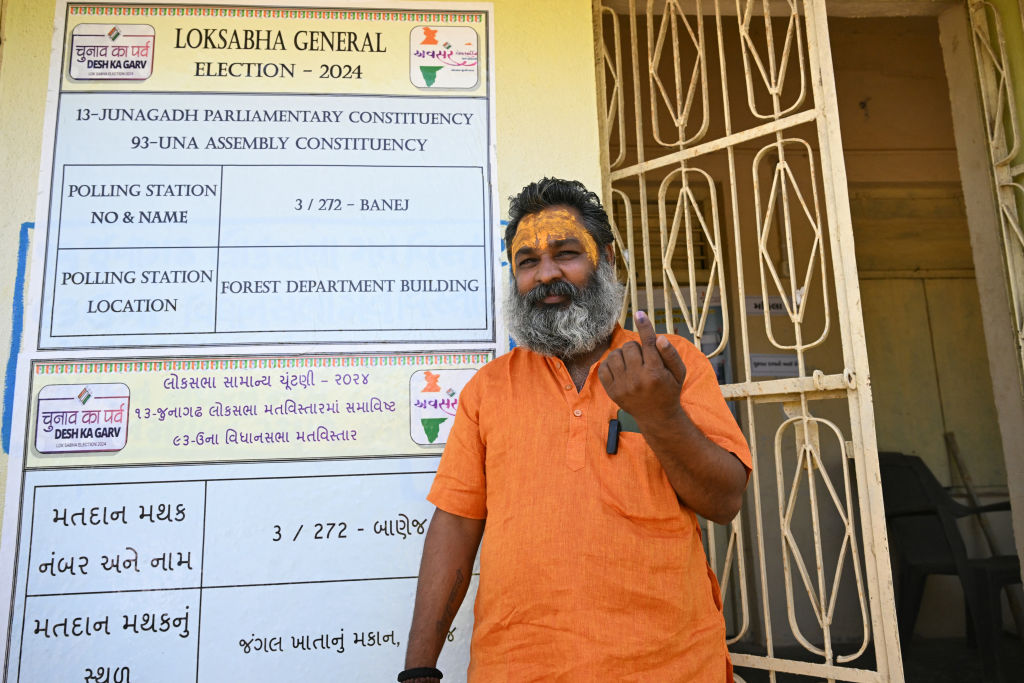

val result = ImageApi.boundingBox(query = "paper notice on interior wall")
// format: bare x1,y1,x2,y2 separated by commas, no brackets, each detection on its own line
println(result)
745,295,787,316
750,353,800,378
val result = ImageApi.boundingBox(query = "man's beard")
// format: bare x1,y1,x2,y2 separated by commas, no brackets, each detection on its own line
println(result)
505,259,626,359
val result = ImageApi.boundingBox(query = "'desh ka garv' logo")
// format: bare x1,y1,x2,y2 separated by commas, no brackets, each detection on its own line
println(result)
35,383,130,455
69,23,155,81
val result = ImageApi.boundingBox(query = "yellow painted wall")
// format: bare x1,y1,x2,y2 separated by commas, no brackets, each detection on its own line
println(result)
0,0,602,524
0,0,53,512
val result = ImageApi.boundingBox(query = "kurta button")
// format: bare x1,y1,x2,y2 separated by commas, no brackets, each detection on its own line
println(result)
565,384,573,391
573,409,582,417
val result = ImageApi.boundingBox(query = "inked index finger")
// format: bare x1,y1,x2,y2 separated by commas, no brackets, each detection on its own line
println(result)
634,310,658,349
634,310,662,365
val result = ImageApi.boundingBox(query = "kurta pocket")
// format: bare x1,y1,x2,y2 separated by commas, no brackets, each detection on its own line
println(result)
596,432,684,526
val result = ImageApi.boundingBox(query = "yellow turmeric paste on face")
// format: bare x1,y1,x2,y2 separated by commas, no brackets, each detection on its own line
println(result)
510,207,599,274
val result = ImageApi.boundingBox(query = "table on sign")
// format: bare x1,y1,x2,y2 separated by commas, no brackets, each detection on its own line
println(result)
13,471,474,682
47,164,489,342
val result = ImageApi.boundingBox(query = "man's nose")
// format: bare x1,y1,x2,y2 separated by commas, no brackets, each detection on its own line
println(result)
535,254,563,283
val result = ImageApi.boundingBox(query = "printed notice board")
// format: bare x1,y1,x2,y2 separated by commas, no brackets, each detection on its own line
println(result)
1,3,498,682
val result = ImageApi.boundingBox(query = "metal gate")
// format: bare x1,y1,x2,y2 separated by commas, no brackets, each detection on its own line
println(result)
968,0,1024,382
594,1,903,680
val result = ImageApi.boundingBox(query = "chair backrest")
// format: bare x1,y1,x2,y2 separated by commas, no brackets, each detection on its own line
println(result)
877,452,970,572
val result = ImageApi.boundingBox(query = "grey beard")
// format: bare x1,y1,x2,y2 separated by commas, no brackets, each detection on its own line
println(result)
505,259,625,359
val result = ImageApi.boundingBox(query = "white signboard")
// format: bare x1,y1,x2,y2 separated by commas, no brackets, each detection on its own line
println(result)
1,3,498,682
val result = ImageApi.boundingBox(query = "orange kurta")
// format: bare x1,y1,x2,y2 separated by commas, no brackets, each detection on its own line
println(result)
428,325,752,682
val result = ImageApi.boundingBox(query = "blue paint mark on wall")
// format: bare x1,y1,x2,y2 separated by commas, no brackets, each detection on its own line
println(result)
498,219,509,268
2,222,33,455
498,220,515,350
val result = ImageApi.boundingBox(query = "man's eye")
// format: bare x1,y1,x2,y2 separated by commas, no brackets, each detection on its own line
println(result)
556,250,580,259
517,257,537,268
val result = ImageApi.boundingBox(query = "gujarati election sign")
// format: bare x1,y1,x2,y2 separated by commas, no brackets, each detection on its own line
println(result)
0,3,498,681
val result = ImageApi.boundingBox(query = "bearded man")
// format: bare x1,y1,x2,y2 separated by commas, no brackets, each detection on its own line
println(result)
400,178,751,683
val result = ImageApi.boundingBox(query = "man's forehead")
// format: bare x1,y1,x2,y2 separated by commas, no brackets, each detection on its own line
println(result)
511,205,599,269
514,207,593,247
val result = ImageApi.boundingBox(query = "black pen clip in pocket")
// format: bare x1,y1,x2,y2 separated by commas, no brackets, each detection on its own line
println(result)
606,409,641,454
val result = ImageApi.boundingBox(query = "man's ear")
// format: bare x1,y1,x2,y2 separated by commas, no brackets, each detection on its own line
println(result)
601,243,615,265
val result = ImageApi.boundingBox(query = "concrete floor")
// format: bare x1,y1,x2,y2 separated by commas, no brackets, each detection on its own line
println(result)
733,635,1024,682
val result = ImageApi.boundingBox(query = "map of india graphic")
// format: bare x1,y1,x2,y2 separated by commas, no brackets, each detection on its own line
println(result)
419,65,443,86
420,417,447,443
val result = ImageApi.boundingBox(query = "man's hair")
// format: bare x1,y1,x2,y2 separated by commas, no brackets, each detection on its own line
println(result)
505,178,614,264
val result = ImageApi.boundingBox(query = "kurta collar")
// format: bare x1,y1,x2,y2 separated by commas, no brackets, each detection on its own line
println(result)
537,323,632,387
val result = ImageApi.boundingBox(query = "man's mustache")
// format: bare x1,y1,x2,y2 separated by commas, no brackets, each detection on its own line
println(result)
522,279,580,306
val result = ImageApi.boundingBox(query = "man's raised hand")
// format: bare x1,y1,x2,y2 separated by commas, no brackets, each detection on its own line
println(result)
597,310,688,421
